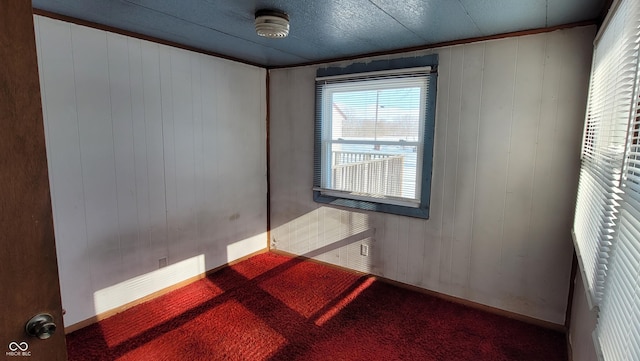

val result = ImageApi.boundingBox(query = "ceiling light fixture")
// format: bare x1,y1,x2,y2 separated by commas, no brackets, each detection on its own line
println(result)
255,10,289,39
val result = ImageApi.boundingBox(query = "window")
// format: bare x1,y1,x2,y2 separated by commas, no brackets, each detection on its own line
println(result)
572,0,640,359
313,55,437,218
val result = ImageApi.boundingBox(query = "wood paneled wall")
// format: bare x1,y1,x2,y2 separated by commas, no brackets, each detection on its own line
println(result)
269,25,595,324
34,16,267,326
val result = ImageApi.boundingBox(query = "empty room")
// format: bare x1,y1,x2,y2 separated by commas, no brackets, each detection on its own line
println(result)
1,0,638,360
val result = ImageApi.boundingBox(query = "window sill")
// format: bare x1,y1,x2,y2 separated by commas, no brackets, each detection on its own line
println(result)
313,190,429,219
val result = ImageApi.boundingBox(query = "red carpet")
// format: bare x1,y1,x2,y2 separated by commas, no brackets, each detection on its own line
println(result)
66,252,567,360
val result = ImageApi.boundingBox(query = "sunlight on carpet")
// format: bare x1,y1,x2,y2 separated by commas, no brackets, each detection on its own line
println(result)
67,252,567,361
313,276,375,326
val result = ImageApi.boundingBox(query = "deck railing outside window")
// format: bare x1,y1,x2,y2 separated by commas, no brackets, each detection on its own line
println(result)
331,151,404,197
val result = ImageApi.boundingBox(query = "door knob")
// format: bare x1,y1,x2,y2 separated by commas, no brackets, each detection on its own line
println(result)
25,313,56,340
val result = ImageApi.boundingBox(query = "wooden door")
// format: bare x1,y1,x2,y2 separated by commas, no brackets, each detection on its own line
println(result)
0,1,68,359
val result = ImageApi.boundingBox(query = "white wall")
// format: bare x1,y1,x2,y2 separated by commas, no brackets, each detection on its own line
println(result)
269,25,595,324
34,16,267,327
569,272,599,361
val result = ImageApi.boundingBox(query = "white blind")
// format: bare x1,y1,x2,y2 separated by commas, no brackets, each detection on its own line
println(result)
574,0,640,359
315,70,433,207
597,16,640,357
573,0,639,305
597,199,640,360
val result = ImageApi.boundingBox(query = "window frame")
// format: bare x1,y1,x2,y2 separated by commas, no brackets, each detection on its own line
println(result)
313,55,438,219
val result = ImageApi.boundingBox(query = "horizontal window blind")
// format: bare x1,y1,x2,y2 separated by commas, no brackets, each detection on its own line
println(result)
575,0,640,359
597,198,640,360
573,0,639,306
597,10,640,356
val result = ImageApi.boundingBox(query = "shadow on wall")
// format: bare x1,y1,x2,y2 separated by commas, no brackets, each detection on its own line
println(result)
59,206,266,327
69,205,377,352
270,205,377,275
78,202,375,329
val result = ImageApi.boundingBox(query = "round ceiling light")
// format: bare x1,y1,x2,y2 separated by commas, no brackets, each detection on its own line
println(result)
255,10,289,38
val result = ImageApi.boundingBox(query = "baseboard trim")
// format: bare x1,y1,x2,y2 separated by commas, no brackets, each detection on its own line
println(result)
270,249,566,333
64,248,268,334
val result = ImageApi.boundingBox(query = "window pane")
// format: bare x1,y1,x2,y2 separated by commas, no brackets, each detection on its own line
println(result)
331,87,421,142
320,78,425,205
328,142,419,200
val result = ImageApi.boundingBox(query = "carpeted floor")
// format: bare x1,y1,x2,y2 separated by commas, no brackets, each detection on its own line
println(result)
66,252,567,361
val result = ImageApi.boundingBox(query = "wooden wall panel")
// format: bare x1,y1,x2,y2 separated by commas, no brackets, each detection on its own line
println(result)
269,25,596,324
381,215,400,280
450,42,484,299
437,46,462,295
72,25,121,294
470,38,517,307
500,34,545,307
124,38,154,276
139,41,169,266
35,16,95,322
35,16,267,326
